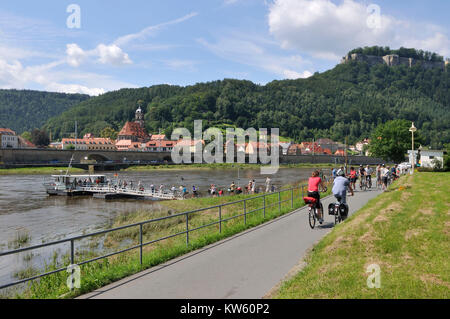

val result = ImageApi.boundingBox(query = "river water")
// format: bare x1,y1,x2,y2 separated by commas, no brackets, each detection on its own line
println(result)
0,167,319,290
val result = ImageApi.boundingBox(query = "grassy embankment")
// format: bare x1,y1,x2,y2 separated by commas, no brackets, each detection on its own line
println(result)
125,162,335,171
272,172,450,299
9,180,331,299
0,167,85,175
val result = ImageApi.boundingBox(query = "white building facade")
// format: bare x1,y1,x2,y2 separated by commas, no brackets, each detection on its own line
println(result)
0,128,19,149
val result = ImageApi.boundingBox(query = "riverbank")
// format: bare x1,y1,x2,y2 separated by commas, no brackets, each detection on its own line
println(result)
6,179,331,299
271,172,450,299
0,167,86,175
125,162,335,171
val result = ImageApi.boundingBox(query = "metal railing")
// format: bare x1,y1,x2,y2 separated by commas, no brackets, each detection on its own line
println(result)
0,184,316,291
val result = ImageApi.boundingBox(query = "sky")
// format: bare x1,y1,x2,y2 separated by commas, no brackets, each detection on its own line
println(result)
0,0,449,96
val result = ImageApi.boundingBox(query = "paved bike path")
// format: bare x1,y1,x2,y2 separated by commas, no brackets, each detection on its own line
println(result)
80,189,382,299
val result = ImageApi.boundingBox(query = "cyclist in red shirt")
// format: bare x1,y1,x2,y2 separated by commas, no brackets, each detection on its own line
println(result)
349,167,357,190
307,170,326,223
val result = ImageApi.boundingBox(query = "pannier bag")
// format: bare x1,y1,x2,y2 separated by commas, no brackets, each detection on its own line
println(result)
339,203,349,218
328,203,335,215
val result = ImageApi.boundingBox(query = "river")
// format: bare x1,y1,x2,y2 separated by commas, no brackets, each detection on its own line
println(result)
0,167,322,290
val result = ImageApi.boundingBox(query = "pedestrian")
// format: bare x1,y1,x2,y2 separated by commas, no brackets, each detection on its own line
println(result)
265,177,271,193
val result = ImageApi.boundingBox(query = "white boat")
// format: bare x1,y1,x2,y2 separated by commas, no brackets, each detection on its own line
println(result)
44,174,107,196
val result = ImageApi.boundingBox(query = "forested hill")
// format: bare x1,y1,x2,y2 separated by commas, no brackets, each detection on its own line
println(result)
0,89,90,134
44,57,450,149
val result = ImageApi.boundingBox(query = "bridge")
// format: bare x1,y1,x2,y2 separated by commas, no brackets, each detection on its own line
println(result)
0,148,385,169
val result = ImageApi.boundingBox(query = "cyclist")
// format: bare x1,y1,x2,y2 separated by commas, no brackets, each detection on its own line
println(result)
381,165,389,190
349,166,357,190
358,165,366,189
332,170,354,208
307,170,326,224
365,165,373,188
376,164,382,188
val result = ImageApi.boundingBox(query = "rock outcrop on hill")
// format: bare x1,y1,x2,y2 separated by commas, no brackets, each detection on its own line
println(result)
341,53,445,70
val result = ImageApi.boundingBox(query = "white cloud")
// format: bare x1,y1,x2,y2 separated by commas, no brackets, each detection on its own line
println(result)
0,56,137,96
114,12,198,47
66,43,88,67
163,59,198,71
268,0,450,60
198,36,312,80
65,12,197,68
45,83,105,96
96,44,132,65
66,43,132,67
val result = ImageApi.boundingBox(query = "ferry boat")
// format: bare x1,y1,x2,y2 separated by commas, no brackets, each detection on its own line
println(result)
44,174,107,196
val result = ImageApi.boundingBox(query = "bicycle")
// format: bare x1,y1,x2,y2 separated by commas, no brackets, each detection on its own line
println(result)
328,195,349,225
359,175,367,191
303,196,324,229
366,175,372,189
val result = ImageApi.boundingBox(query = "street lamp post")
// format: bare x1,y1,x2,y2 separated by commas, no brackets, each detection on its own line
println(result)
409,122,417,175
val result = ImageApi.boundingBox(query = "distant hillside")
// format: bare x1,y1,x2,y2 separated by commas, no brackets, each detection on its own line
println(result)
0,89,90,134
44,47,450,149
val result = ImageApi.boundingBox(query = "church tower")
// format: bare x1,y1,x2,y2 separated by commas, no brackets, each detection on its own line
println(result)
135,106,145,129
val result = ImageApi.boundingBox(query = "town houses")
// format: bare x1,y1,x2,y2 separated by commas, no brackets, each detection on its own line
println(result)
2,107,363,156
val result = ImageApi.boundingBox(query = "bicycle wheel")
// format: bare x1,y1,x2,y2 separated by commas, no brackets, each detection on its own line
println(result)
334,209,340,225
308,210,316,229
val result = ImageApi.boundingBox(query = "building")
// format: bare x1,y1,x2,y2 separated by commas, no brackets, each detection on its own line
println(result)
176,139,205,153
408,150,444,168
355,139,370,152
287,144,302,155
150,134,167,141
144,140,176,152
61,134,116,150
0,128,19,149
117,107,150,144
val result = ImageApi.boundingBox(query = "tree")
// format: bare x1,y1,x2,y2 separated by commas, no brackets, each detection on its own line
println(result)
21,131,32,142
31,129,50,147
100,127,118,140
369,120,422,163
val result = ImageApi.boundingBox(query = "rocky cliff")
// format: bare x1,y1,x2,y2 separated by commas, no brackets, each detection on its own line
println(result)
341,53,445,70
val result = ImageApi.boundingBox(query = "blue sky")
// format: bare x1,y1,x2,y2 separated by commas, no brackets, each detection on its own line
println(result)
0,0,449,95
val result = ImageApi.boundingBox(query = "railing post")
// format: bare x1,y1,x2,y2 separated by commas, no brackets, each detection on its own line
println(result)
139,224,143,266
263,194,266,219
244,200,247,225
278,191,281,212
291,188,294,209
219,205,222,234
70,239,75,290
185,213,189,247
70,239,75,265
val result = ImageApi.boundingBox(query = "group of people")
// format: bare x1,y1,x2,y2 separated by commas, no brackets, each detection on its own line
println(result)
310,162,410,224
206,177,276,198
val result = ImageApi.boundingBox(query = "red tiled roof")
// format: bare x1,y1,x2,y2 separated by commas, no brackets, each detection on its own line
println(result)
62,137,114,145
118,122,149,140
150,134,166,141
0,128,16,135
